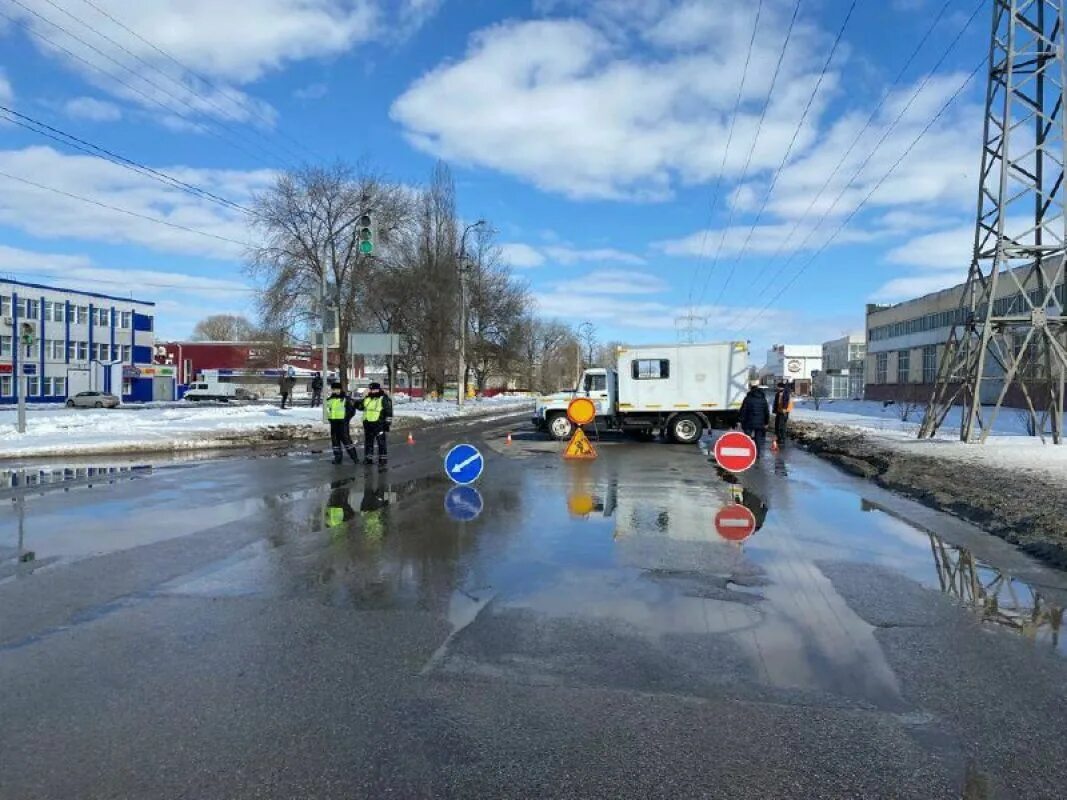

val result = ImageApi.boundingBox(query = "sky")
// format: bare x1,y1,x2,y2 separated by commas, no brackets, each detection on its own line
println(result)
0,0,992,357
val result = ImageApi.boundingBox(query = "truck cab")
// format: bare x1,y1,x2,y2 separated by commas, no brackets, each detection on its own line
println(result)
534,368,616,440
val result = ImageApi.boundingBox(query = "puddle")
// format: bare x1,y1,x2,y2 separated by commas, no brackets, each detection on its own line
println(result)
0,464,153,494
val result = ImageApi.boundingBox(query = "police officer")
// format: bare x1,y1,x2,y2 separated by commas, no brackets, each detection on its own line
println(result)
354,381,393,466
325,382,359,465
739,382,771,455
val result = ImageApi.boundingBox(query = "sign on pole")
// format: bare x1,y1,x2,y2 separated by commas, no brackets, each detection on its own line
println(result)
348,333,404,356
715,504,758,542
567,397,596,425
444,443,484,485
564,429,597,459
713,431,758,473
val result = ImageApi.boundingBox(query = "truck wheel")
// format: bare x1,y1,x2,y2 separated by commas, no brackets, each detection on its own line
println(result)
668,414,703,444
547,413,574,441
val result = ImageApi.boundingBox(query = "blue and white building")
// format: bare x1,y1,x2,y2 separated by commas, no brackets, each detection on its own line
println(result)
0,278,172,404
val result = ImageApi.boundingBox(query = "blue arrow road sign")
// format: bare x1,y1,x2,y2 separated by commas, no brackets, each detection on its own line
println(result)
444,443,484,485
444,486,484,522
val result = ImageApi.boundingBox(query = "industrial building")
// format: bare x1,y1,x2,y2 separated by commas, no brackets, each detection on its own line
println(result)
815,334,866,400
0,278,168,404
759,344,823,395
864,271,1066,405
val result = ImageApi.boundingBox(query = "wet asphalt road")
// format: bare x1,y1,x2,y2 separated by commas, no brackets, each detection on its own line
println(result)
2,414,1067,800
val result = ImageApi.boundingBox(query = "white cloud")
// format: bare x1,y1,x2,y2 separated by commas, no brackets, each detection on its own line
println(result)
63,96,122,122
0,68,12,106
293,82,328,100
392,1,833,199
870,274,963,302
550,269,668,295
500,243,546,268
883,223,973,269
7,1,442,127
656,221,880,259
0,146,271,260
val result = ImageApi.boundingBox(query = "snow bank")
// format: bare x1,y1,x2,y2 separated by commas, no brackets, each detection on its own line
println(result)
794,399,1067,484
0,396,534,458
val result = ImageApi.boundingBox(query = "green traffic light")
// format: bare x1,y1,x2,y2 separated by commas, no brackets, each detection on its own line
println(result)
359,240,374,255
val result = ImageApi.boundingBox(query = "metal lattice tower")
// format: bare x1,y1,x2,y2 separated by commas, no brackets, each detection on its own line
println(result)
675,313,708,344
921,0,1067,443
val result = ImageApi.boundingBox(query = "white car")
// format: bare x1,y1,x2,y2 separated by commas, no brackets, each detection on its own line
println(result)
66,391,120,409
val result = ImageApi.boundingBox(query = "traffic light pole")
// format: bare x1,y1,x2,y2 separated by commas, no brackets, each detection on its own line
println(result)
16,372,25,433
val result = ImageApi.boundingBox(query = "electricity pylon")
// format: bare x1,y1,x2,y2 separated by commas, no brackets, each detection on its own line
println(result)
920,0,1067,443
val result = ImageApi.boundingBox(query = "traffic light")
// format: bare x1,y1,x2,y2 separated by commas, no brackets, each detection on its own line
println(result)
358,213,374,255
19,322,35,347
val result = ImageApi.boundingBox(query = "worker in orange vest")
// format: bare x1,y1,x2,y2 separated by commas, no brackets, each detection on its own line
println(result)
773,382,794,444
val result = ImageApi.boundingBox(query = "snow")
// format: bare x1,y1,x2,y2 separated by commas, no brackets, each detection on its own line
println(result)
0,396,535,458
794,399,1067,485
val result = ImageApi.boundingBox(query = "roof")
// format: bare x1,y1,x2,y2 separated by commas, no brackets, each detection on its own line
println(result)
0,277,155,306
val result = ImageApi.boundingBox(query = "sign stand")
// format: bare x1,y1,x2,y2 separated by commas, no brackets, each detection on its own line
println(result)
562,398,598,461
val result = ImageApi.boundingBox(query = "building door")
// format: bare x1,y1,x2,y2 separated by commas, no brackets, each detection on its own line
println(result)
67,368,90,395
153,377,173,401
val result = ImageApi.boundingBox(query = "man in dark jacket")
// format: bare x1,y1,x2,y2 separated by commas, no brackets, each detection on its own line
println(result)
773,382,793,444
325,382,360,465
739,383,771,455
354,382,394,466
310,372,324,407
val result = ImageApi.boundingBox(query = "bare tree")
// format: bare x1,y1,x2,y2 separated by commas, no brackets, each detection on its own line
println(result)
577,322,598,369
191,314,258,342
246,162,410,386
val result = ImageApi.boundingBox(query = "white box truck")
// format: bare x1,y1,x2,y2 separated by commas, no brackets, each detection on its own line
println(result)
533,341,749,444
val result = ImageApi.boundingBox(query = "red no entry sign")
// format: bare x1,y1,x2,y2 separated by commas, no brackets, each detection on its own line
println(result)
715,504,757,542
714,431,758,473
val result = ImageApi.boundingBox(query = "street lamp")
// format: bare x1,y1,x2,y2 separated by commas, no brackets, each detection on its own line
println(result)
458,219,487,409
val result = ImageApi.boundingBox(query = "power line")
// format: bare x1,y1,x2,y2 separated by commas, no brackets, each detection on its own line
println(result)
0,167,251,249
698,0,858,312
732,0,987,329
35,0,304,167
0,1,277,168
683,0,765,312
0,103,255,216
735,57,986,334
75,0,324,164
724,0,973,328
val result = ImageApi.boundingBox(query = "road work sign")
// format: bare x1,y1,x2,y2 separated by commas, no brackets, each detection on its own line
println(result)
445,444,484,485
715,504,757,542
564,428,598,460
714,431,758,473
445,486,484,521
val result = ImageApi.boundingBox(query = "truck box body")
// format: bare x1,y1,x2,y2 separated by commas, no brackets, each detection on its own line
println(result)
617,342,748,414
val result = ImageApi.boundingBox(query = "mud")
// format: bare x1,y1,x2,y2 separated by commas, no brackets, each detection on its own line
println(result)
790,421,1067,569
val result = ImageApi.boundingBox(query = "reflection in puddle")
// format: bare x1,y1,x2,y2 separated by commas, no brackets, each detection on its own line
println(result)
0,464,152,492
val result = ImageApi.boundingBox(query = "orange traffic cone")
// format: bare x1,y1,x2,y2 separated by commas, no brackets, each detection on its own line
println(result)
407,431,416,446
771,438,780,453
506,432,513,445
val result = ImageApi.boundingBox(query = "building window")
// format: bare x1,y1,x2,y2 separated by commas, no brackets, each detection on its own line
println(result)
897,350,911,383
0,295,10,317
43,300,65,322
922,346,937,383
23,299,38,319
46,339,64,360
121,344,132,362
0,335,10,357
94,343,112,362
26,376,40,396
122,379,132,396
120,311,132,329
876,353,888,384
0,374,11,397
632,359,670,380
44,376,66,397
74,305,89,325
69,340,89,361
95,308,111,327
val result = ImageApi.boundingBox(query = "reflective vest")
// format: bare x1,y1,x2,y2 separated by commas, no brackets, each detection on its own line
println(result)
326,395,347,420
325,506,345,528
362,396,384,423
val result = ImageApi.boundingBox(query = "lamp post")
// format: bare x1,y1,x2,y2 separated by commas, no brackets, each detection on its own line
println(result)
457,220,487,409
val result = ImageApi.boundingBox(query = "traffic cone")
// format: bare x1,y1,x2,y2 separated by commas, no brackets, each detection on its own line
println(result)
771,438,780,453
407,431,416,446
506,432,513,445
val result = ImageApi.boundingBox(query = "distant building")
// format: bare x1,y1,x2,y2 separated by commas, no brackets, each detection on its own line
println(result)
816,334,865,400
864,268,1065,405
760,344,822,395
1,278,167,404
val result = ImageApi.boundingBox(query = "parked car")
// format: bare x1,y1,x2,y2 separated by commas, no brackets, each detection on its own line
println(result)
66,391,120,409
183,381,260,402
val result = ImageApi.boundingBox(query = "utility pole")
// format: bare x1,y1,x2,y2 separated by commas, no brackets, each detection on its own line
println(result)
921,0,1067,443
675,312,708,344
16,321,34,434
457,220,486,409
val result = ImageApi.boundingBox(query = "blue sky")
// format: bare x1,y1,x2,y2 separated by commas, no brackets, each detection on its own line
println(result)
0,0,990,355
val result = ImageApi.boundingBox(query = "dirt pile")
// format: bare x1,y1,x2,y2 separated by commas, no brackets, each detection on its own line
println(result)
790,421,1067,569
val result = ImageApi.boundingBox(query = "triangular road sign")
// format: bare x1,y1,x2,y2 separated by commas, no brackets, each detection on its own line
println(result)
564,428,598,460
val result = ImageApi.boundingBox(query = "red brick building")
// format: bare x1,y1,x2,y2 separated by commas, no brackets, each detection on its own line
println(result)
157,341,341,385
